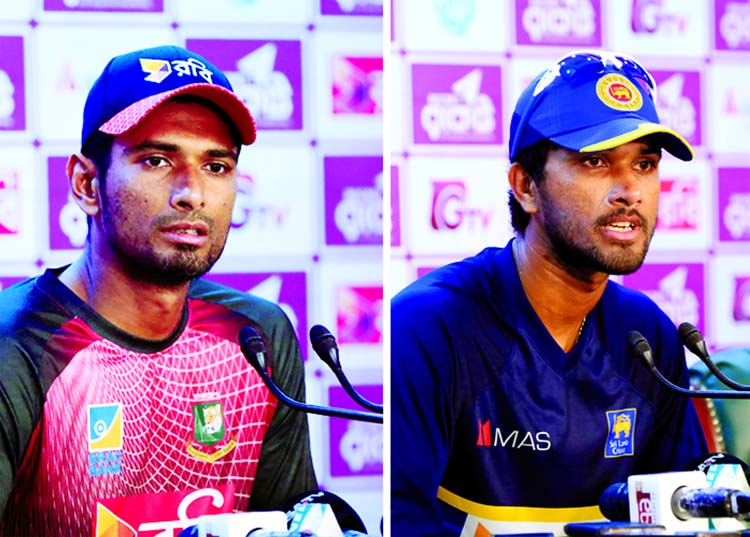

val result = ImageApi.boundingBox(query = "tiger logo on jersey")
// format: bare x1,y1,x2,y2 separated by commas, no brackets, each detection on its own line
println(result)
604,408,636,458
186,397,238,463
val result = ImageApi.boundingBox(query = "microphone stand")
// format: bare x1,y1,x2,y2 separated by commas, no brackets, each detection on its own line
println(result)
239,326,383,424
679,322,750,392
310,325,384,414
628,331,750,400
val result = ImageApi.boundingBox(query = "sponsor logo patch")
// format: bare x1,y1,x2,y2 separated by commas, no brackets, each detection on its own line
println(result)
88,402,124,477
605,408,636,458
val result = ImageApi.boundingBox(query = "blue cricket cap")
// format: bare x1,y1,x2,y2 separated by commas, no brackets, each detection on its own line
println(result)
508,50,693,161
81,45,256,149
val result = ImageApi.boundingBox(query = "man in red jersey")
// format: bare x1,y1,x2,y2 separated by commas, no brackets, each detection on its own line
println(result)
0,45,316,536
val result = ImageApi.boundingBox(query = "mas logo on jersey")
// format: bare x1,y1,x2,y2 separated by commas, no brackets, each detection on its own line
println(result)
605,408,637,458
88,402,124,477
186,396,238,463
475,419,551,451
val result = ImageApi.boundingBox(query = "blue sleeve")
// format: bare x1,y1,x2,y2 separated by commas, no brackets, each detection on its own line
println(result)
390,287,460,537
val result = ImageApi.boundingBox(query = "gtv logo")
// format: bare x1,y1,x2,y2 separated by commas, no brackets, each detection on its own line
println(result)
430,180,492,231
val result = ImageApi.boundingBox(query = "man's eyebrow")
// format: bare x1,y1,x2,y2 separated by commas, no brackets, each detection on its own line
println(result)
123,141,239,161
207,148,239,162
122,141,179,155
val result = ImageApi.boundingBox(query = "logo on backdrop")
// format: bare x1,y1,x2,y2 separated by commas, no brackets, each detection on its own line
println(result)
719,167,750,242
328,385,383,477
324,156,383,246
516,0,601,46
716,1,750,50
733,277,750,321
433,0,477,34
631,0,688,34
653,70,701,145
332,56,383,115
0,168,21,235
623,263,704,336
658,179,699,231
185,39,303,130
413,64,501,144
431,180,493,231
0,36,25,131
45,0,164,12
605,408,636,458
320,0,383,16
337,285,382,344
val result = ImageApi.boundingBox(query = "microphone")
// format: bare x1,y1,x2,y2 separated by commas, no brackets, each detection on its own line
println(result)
600,475,750,524
238,326,383,424
282,490,368,535
627,331,750,399
678,322,750,391
309,325,383,414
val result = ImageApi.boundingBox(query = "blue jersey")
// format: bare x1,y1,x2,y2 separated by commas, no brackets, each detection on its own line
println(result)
391,241,707,536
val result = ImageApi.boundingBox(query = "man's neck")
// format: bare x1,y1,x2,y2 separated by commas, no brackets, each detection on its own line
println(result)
512,234,609,352
59,249,190,341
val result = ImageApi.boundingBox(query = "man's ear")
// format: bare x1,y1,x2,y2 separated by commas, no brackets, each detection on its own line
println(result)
508,162,539,215
66,153,101,217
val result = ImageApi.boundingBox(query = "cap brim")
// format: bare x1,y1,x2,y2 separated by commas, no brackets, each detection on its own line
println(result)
552,120,694,161
99,83,257,145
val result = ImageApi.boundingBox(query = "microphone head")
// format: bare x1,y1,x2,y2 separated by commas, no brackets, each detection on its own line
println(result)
599,482,630,521
309,325,339,369
239,325,268,373
677,322,708,359
310,324,336,349
627,331,655,370
239,325,265,354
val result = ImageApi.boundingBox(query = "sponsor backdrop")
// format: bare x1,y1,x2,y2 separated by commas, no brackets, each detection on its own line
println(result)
0,0,383,532
390,0,750,353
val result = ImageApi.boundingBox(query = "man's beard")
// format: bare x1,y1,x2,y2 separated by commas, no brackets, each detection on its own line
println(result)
537,188,655,276
102,197,226,287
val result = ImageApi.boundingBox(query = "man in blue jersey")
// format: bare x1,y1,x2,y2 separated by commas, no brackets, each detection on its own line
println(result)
391,50,708,536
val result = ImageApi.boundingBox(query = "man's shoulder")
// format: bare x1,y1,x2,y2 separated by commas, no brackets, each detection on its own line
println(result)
393,246,507,309
0,275,52,332
188,277,288,324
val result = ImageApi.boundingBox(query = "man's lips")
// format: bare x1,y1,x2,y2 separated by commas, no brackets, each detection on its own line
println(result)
159,221,210,247
599,213,646,241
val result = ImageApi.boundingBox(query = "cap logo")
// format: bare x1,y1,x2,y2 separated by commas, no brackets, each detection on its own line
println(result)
596,73,642,111
139,57,215,85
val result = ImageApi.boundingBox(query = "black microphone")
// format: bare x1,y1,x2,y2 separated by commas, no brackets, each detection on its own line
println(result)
678,322,750,391
627,331,750,399
238,326,383,424
309,325,383,414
